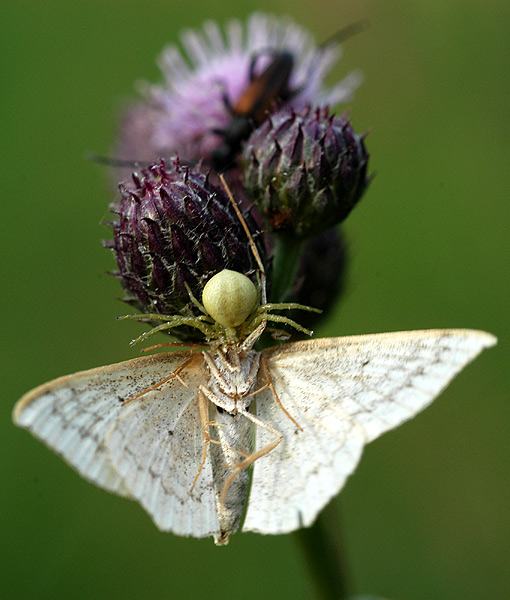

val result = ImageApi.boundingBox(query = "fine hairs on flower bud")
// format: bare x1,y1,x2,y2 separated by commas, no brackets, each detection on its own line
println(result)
109,158,266,341
243,106,369,238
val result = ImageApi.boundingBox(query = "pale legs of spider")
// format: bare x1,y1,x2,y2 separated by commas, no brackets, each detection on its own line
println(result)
120,356,194,406
219,408,284,508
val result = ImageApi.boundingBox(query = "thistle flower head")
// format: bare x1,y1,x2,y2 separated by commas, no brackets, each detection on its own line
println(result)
115,13,362,169
242,106,369,238
109,158,266,340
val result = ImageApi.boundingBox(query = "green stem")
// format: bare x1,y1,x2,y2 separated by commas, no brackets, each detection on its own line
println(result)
272,236,351,599
270,233,306,303
294,507,350,600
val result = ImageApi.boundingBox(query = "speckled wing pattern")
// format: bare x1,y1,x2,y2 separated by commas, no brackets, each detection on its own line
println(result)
13,352,221,539
243,329,496,535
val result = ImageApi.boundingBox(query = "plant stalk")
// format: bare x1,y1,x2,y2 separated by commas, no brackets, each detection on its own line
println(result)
270,233,305,303
294,508,350,600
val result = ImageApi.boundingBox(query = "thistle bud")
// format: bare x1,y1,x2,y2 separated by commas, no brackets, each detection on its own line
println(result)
109,159,265,339
290,228,348,330
243,106,369,238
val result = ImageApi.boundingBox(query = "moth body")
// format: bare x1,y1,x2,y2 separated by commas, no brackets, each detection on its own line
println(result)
209,405,252,545
200,345,281,544
201,346,260,413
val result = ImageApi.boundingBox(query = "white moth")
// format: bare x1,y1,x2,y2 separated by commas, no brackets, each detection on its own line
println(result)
12,191,496,544
12,282,496,544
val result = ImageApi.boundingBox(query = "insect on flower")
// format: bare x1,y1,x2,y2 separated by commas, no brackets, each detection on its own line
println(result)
211,22,367,171
13,179,496,545
211,50,295,170
115,14,364,172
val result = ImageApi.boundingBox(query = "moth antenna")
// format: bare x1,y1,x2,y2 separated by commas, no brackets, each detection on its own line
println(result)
219,174,267,305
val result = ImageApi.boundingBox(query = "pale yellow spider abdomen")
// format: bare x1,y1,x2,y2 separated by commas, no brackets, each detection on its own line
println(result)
202,270,257,328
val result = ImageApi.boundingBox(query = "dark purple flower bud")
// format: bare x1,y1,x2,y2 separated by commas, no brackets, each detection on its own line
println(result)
289,228,348,330
109,158,266,339
242,106,369,238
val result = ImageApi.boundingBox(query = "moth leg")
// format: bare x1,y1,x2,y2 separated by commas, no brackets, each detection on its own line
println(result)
219,410,283,508
121,356,194,406
250,357,303,431
240,321,267,351
214,440,252,470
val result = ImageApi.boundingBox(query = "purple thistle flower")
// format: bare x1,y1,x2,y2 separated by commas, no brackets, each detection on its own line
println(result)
108,158,266,340
114,13,362,169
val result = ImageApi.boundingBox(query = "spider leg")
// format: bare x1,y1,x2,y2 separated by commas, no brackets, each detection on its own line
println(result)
219,410,283,509
121,355,195,406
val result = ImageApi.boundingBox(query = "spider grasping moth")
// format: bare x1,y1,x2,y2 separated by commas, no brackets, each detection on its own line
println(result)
13,195,496,545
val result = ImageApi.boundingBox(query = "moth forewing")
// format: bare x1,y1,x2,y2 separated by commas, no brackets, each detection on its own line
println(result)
243,328,497,534
12,353,197,497
14,352,222,539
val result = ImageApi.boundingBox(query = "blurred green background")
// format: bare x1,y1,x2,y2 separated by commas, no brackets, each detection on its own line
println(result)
2,1,508,599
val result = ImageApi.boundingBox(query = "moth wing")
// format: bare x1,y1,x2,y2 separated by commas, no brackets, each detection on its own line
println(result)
14,352,221,538
105,354,221,538
12,354,188,495
244,329,496,535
